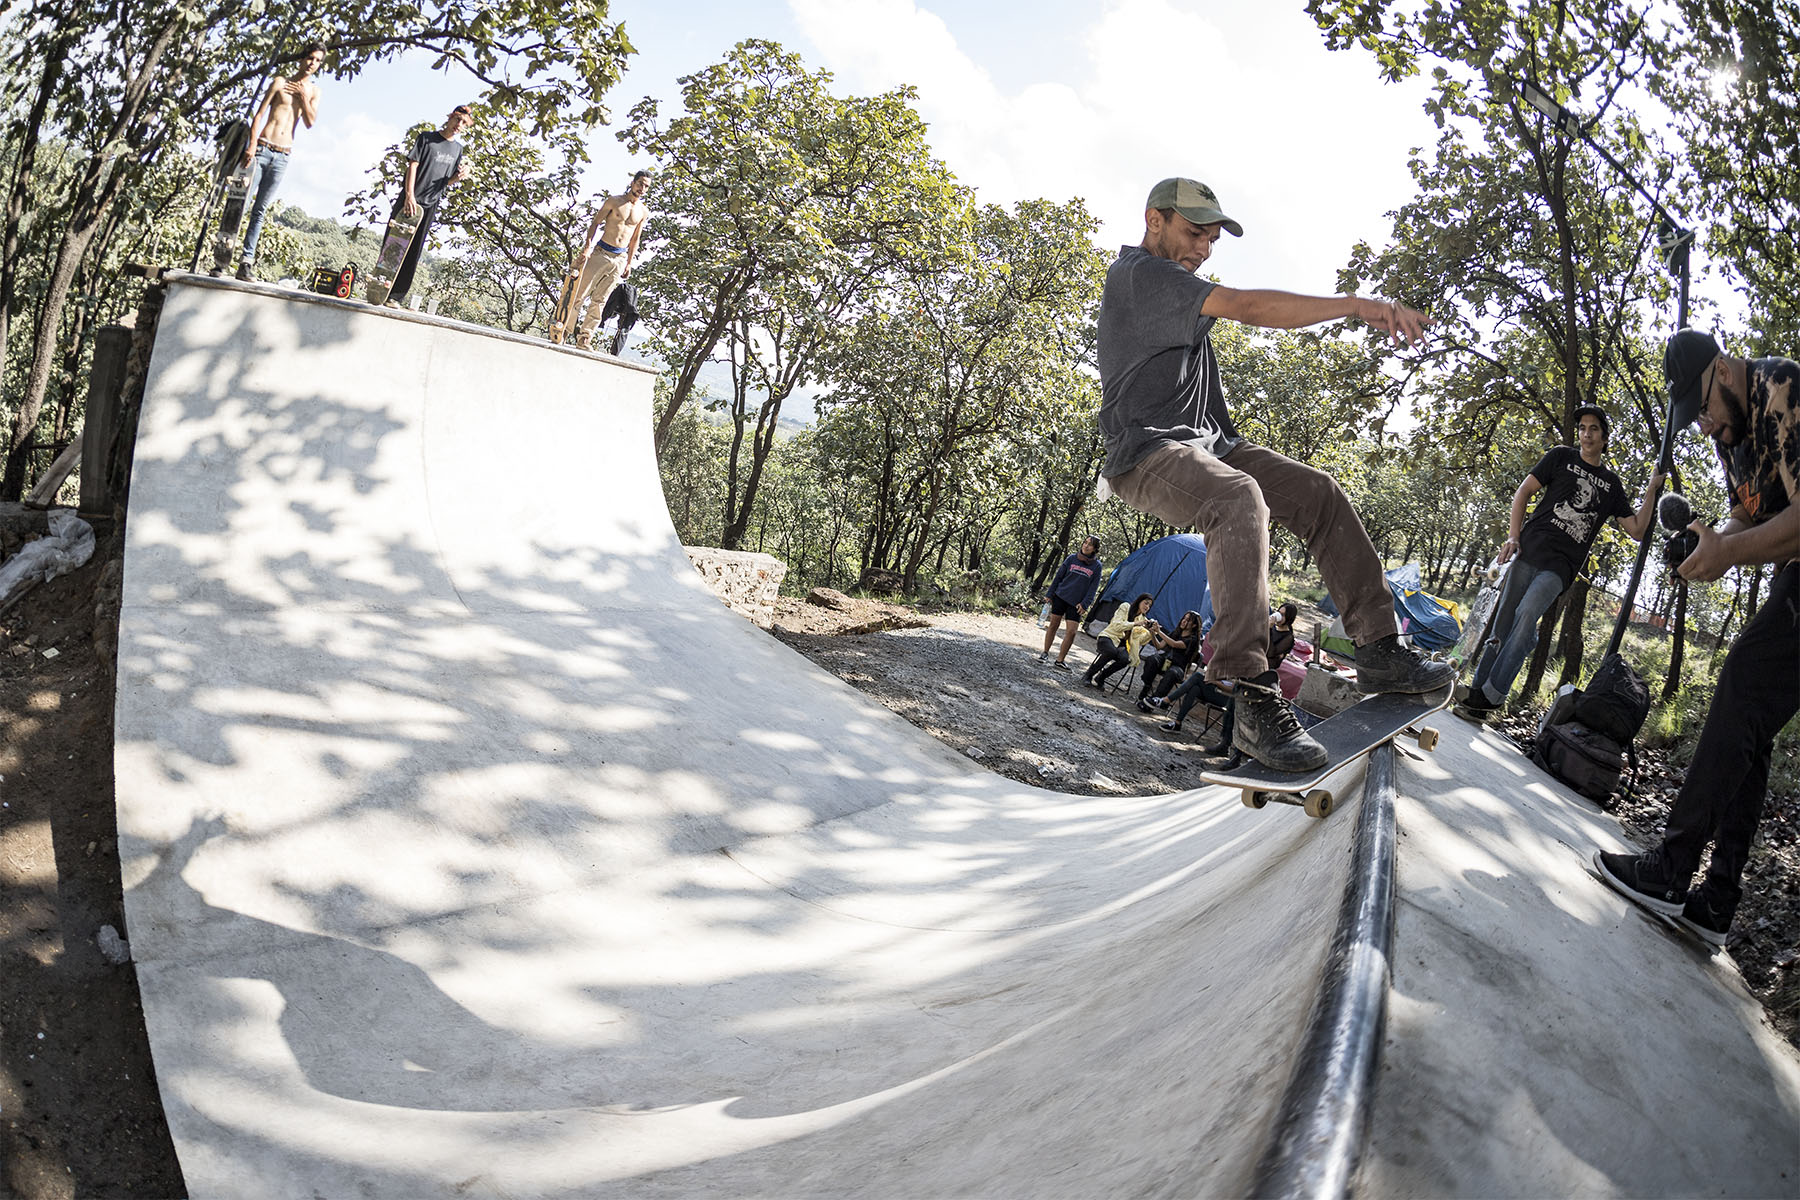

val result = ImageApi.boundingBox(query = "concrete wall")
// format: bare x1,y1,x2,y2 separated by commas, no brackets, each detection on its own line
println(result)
684,546,787,628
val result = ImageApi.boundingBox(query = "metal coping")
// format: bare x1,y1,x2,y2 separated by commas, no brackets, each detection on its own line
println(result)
1248,742,1399,1200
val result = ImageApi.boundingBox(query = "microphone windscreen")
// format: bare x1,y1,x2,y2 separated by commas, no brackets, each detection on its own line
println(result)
1658,490,1693,532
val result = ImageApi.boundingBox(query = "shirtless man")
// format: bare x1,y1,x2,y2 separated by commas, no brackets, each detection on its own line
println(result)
555,170,651,349
229,43,325,281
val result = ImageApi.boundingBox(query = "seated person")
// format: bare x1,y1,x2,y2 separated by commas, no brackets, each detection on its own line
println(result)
1136,610,1202,710
1158,603,1301,752
1084,593,1154,688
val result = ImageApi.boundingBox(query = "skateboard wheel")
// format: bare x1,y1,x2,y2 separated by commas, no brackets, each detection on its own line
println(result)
1240,788,1267,810
1416,725,1440,751
1304,790,1334,819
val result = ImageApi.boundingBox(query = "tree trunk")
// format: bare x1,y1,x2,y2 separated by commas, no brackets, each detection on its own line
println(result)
0,34,69,409
1662,577,1688,702
1554,578,1590,688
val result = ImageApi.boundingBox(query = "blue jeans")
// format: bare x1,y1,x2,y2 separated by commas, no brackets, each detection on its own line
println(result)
1470,558,1564,705
240,146,290,264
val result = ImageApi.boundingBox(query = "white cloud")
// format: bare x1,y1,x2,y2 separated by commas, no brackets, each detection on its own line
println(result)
275,111,409,227
789,0,1435,293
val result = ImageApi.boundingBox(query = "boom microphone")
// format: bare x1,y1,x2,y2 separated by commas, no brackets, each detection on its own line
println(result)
1657,490,1694,532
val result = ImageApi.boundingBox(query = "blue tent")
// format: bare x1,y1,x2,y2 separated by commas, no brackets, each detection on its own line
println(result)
1318,564,1463,652
1086,533,1213,633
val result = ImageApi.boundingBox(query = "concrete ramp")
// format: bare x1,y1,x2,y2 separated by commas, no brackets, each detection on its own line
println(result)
115,279,1800,1197
116,280,1362,1196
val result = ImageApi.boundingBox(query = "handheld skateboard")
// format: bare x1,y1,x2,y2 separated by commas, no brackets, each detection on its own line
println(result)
365,208,423,306
209,120,253,275
548,264,580,343
1200,690,1449,819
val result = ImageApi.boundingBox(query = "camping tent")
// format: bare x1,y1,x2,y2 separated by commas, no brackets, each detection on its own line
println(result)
1086,533,1213,634
1318,564,1464,653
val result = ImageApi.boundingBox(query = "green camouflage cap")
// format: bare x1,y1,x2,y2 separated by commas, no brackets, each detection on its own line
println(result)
1146,178,1243,237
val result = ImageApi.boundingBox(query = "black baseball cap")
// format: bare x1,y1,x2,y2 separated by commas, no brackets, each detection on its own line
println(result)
1664,329,1721,429
1572,404,1609,440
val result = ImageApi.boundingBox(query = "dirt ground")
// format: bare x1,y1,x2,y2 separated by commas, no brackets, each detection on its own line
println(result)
0,540,1793,1199
772,593,1799,1052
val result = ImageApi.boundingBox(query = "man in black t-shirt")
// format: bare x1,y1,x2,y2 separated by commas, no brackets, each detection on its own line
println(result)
387,104,473,307
1457,405,1660,721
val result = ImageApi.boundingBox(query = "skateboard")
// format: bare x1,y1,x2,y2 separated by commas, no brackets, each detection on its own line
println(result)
209,120,253,274
364,208,422,305
1199,690,1449,819
548,264,580,342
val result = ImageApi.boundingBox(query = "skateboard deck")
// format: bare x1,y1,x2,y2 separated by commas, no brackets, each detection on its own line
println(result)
365,209,422,305
548,265,580,342
210,121,253,274
1200,690,1449,819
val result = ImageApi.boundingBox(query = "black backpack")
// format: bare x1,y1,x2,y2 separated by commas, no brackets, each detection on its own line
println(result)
1571,652,1652,744
1531,720,1629,806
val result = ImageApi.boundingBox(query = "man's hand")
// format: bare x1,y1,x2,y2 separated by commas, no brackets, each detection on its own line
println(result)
403,196,421,218
449,160,468,185
240,144,254,167
280,79,306,99
1498,537,1519,565
1677,522,1731,583
1359,297,1430,347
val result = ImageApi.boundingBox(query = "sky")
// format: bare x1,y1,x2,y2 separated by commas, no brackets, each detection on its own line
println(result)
278,0,1441,299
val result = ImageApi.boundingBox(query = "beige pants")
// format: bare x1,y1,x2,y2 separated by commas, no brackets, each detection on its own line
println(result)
1108,441,1396,682
559,250,625,345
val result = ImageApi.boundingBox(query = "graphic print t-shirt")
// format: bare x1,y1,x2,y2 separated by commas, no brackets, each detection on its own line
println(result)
406,132,464,209
1519,445,1632,588
1721,357,1800,560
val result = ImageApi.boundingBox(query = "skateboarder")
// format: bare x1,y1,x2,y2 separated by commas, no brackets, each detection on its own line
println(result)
386,104,474,308
1096,177,1454,772
1595,329,1799,947
220,43,325,280
1456,407,1662,722
1038,536,1103,669
555,170,651,349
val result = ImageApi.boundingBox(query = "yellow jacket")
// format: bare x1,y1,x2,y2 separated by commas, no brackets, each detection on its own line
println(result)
1099,603,1153,658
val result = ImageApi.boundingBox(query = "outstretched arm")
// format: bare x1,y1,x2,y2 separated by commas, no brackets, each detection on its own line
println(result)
1615,472,1666,542
1201,286,1430,346
1679,505,1800,582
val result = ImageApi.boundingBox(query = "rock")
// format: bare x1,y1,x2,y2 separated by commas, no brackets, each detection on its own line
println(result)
806,587,853,610
964,746,986,760
96,925,130,965
942,683,972,698
858,567,904,596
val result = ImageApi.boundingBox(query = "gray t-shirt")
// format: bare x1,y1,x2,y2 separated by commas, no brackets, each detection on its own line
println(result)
1096,244,1243,479
406,131,464,209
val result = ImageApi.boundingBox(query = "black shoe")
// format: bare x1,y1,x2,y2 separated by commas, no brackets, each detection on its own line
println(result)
1197,740,1229,755
1453,697,1499,724
235,262,254,282
1232,682,1328,772
1594,848,1689,917
1051,659,1071,671
1158,719,1182,733
1675,886,1733,947
1355,635,1456,695
1136,697,1154,712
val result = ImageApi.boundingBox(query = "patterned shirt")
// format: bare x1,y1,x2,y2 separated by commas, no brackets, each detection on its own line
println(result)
1721,357,1800,537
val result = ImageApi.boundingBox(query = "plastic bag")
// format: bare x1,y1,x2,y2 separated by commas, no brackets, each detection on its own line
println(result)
0,508,96,611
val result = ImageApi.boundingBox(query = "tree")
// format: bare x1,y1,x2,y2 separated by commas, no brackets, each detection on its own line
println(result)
621,40,963,550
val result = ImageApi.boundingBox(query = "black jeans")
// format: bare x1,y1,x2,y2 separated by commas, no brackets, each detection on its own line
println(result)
1661,562,1799,914
1169,673,1234,741
1085,637,1129,684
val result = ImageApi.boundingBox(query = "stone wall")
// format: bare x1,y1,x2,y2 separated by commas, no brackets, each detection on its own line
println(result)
684,546,787,628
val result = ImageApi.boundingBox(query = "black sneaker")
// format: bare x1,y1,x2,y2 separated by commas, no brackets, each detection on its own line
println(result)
1158,719,1182,733
1594,848,1689,917
1453,697,1499,724
1675,887,1733,947
1232,681,1328,772
1050,659,1071,671
235,262,254,282
1355,635,1456,695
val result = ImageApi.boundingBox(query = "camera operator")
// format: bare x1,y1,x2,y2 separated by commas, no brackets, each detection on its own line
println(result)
1596,330,1800,946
